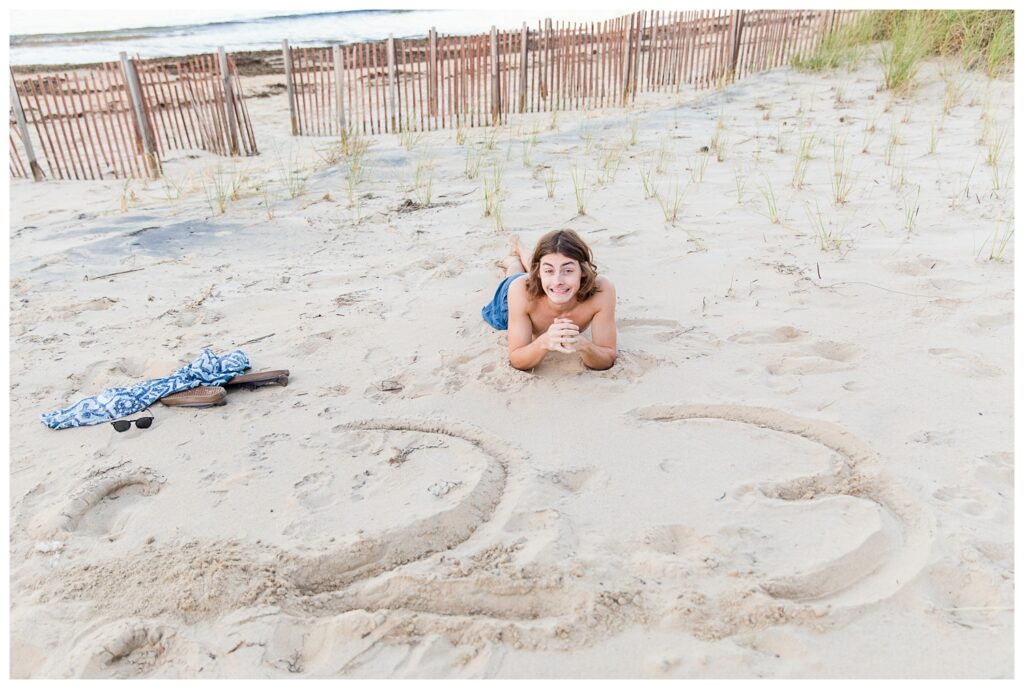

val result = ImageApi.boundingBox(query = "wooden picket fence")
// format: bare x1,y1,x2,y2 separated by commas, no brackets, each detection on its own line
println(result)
10,50,256,181
135,53,257,158
283,8,855,137
10,62,151,181
9,8,856,180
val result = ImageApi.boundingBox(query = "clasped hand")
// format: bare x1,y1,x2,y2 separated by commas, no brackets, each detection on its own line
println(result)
544,317,580,353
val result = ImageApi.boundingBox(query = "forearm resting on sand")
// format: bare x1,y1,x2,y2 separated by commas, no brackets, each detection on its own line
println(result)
577,337,617,370
509,337,551,371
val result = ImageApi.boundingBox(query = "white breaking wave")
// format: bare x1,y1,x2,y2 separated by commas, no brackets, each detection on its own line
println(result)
11,9,629,66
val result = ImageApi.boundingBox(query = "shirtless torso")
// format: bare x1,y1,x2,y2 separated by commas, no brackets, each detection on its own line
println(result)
506,273,617,370
508,274,607,334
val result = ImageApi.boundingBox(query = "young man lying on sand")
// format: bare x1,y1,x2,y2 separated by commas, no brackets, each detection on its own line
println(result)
482,229,617,371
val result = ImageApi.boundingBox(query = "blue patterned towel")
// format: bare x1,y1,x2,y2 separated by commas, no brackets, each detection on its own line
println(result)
40,348,250,430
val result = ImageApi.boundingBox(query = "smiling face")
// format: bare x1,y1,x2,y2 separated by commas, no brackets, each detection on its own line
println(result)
524,229,600,305
538,252,582,305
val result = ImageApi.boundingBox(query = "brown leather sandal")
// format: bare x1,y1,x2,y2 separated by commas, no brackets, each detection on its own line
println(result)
225,369,290,389
159,386,227,407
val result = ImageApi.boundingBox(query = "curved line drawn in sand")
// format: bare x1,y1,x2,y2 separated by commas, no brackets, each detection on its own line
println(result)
633,404,935,608
279,420,624,652
286,418,518,594
32,467,166,539
305,572,578,622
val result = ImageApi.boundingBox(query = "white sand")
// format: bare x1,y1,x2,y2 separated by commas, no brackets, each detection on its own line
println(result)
8,50,1014,678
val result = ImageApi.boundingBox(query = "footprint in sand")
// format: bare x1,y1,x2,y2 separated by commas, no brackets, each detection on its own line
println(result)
297,331,334,355
282,470,337,540
361,350,433,401
333,289,373,308
933,450,1012,520
932,485,993,518
917,561,1013,630
926,277,976,293
971,310,1013,332
974,451,1013,496
727,325,804,345
540,466,599,493
350,470,373,502
61,358,147,399
618,317,686,339
361,373,434,401
504,508,562,532
603,318,719,382
966,539,1014,570
433,345,494,393
477,357,536,393
907,429,956,446
927,348,1004,378
765,340,862,376
430,257,465,279
619,317,720,350
293,472,337,511
639,524,721,560
246,433,291,465
69,620,178,678
58,297,120,319
881,256,946,276
729,326,825,379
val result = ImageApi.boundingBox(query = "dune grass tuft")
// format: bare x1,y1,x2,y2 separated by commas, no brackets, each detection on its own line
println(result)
655,179,684,225
806,201,845,251
831,137,854,204
542,168,557,199
571,165,590,215
795,10,1013,87
792,11,881,72
759,177,781,224
981,216,1014,261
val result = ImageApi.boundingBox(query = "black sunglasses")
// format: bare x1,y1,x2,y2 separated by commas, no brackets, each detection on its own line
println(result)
111,408,154,432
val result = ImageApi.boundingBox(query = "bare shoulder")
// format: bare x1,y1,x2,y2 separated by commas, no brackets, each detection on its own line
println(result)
505,276,528,298
594,275,616,304
503,274,528,315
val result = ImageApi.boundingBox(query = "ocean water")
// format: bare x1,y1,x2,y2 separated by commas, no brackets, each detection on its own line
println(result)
10,9,629,66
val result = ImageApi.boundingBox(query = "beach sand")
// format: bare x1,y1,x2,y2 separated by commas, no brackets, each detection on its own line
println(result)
8,49,1014,678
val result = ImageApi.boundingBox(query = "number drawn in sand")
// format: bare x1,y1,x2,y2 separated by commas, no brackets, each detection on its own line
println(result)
633,405,935,608
41,408,941,676
286,418,514,594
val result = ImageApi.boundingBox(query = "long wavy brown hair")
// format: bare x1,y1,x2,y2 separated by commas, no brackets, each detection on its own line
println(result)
524,229,601,302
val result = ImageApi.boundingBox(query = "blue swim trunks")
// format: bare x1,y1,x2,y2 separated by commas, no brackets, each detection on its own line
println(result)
481,273,526,330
